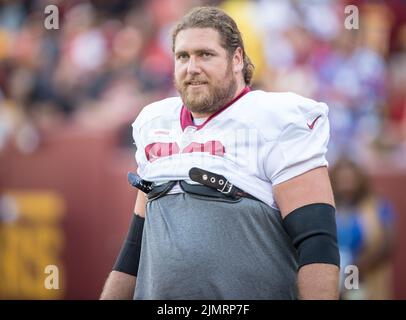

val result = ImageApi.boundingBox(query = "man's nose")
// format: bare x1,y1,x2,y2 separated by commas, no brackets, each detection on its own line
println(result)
187,56,201,75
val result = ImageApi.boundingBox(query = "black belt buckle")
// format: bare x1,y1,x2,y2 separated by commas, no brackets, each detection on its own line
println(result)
189,167,236,197
217,179,233,195
127,172,153,194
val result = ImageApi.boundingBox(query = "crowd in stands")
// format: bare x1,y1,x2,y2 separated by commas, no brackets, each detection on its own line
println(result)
0,0,405,165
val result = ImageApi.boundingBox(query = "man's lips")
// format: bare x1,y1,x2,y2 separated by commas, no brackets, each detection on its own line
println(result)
185,81,208,86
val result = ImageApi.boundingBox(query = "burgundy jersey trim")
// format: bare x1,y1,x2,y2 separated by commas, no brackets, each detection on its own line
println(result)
180,86,251,131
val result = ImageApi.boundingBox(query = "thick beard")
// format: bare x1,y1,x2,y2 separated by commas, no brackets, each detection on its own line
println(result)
175,63,238,115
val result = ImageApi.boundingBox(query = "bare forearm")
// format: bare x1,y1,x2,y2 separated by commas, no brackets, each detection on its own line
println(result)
100,271,136,300
298,263,340,300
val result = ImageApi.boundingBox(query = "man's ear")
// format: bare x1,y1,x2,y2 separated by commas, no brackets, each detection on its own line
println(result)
232,47,244,73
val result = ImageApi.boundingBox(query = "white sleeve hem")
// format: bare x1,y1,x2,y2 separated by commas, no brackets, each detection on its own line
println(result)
272,159,328,186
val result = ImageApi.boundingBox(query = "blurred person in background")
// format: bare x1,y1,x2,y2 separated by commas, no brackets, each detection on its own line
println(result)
330,156,396,299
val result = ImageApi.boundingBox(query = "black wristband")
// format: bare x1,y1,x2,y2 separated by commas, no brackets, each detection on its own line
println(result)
113,214,145,276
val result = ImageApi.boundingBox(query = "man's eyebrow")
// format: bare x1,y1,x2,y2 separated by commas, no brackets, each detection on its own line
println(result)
175,50,188,56
175,48,218,56
195,49,217,55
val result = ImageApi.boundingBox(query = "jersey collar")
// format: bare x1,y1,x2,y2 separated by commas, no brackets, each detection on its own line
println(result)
180,86,251,131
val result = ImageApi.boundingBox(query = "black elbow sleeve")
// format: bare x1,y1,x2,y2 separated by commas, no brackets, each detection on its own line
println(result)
113,214,145,276
282,203,340,269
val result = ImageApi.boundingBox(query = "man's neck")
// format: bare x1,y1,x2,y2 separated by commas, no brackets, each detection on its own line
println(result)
192,82,247,119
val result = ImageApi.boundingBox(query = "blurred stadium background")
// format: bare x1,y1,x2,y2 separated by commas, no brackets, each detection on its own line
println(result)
0,0,405,299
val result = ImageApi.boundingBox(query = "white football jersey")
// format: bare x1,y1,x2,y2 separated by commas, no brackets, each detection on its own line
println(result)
132,88,330,209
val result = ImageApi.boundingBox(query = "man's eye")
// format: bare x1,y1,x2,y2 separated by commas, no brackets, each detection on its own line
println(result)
201,52,212,58
177,54,188,60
